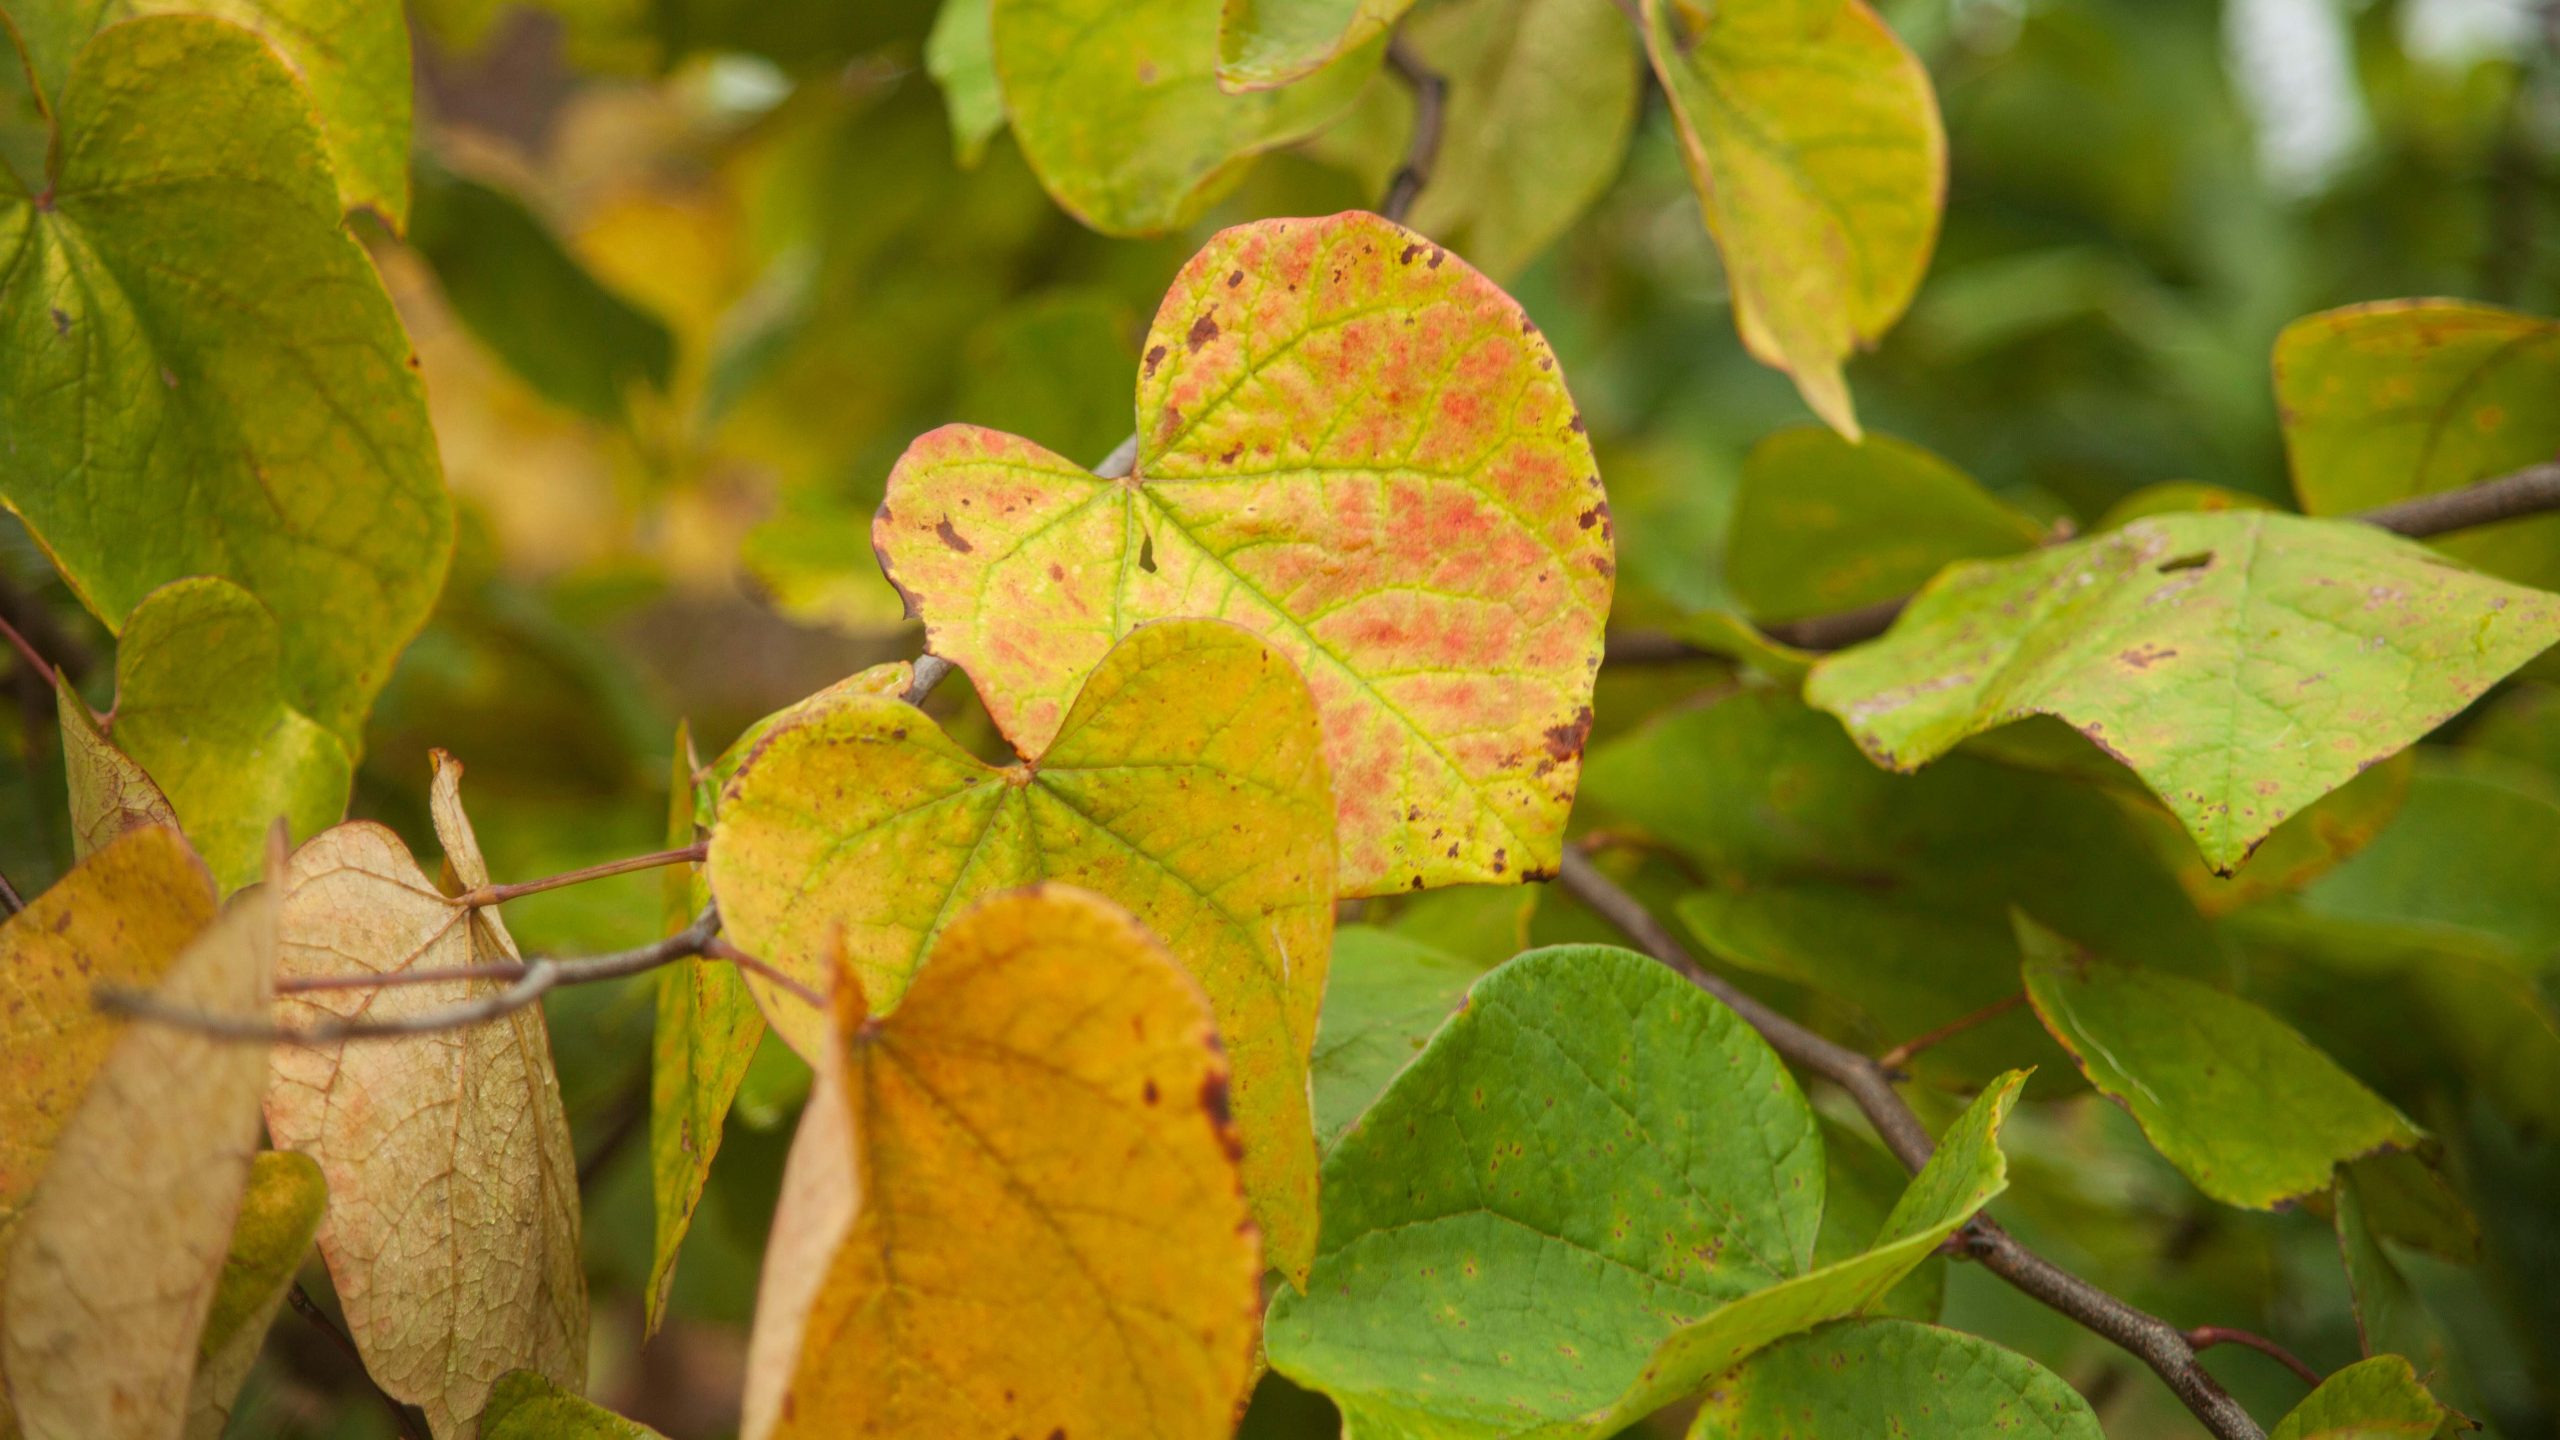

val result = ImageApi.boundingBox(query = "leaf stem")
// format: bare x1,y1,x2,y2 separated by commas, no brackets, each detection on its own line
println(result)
1381,39,1448,227
2184,1326,2323,1388
1555,851,2267,1440
445,842,707,909
0,864,22,917
707,935,827,1008
98,908,724,1043
1877,992,2029,1074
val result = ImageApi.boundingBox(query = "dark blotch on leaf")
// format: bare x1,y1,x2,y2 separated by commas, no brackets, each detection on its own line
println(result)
1144,344,1168,377
1543,706,1595,761
1138,534,1157,573
2157,550,2214,573
935,517,973,553
1187,310,1220,352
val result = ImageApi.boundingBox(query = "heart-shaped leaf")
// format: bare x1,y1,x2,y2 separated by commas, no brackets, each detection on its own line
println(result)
1266,943,2025,1437
2277,300,2560,591
4,853,276,1440
2270,1355,2448,1440
708,619,1335,1278
266,755,586,1439
1637,0,1942,436
0,15,449,743
1690,1319,2100,1440
1805,510,2560,872
739,887,1259,1440
877,211,1613,895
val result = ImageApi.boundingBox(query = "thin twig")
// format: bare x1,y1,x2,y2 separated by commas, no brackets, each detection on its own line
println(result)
289,1284,427,1440
708,935,827,1009
2185,1326,2323,1389
99,909,724,1043
447,842,706,909
1555,852,2266,1440
0,865,22,917
1616,461,2560,660
1877,992,2029,1074
0,572,90,681
1381,39,1448,227
0,606,54,683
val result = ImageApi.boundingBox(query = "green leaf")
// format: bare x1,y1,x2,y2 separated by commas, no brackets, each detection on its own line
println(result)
2332,1173,2480,1421
1312,925,1484,1150
2270,1355,2450,1440
877,212,1614,895
2319,1151,2480,1267
1636,0,1942,436
991,0,1377,232
8,0,413,224
1725,427,2043,624
1398,0,1639,280
1265,942,2025,1437
1218,0,1407,90
1689,1319,2101,1439
0,14,451,743
481,1370,666,1438
1806,511,2560,873
1582,691,2219,1082
110,578,353,893
186,1150,326,1440
708,621,1337,1280
2276,300,2560,591
409,158,674,425
2295,754,2560,965
646,721,761,1337
926,0,1002,166
2022,921,2422,1209
1811,1121,1939,1323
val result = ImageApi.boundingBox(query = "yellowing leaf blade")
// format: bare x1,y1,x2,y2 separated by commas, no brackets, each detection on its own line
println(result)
185,1150,327,1440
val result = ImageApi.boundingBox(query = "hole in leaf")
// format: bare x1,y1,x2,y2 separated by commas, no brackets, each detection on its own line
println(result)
2155,551,2214,573
1138,534,1157,574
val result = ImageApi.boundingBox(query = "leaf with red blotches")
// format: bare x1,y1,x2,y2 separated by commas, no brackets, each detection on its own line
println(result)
876,212,1613,897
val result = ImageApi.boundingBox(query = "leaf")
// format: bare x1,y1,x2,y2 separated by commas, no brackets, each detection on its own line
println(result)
2270,1355,2450,1440
1264,942,2025,1438
925,0,1002,166
1637,0,1943,436
2276,300,2560,591
2295,754,2560,963
480,1371,665,1439
1312,925,1484,1150
185,1150,327,1440
877,212,1614,894
1218,0,1408,90
3,858,276,1440
2331,1173,2488,1426
1397,0,1639,281
55,670,176,859
1689,1319,2101,1439
109,578,354,893
738,886,1260,1440
409,158,675,424
1581,691,2219,1083
647,722,761,1336
1811,1121,1938,1323
0,823,219,1350
1725,427,2043,623
709,620,1335,1277
0,13,451,743
2021,922,2422,1210
991,0,1375,233
8,0,413,224
2310,1151,2481,1267
1805,510,2560,872
265,756,586,1439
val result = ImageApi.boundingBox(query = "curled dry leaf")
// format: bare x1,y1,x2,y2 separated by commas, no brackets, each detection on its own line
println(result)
709,620,1334,1278
3,854,277,1440
741,886,1260,1440
264,754,585,1439
877,212,1613,896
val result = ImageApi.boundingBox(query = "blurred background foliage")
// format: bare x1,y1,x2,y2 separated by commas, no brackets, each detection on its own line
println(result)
3,0,2558,1434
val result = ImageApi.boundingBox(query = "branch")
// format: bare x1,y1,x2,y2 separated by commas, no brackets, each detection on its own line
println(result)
0,571,92,682
1877,992,2028,1074
0,865,21,918
1616,461,2560,660
98,908,725,1044
2185,1326,2322,1389
1555,852,2266,1440
446,842,705,909
1380,39,1448,227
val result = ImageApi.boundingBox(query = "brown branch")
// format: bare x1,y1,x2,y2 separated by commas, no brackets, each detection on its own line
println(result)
903,654,957,705
0,606,55,683
446,842,705,909
1555,851,2266,1440
2185,1326,2322,1389
707,935,827,1009
1381,39,1448,227
0,865,22,917
0,572,92,681
1616,461,2560,661
1877,992,2029,1074
289,1283,428,1440
98,908,724,1043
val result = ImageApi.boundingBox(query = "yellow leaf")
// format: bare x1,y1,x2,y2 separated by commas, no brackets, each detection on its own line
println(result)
3,852,276,1440
265,755,585,1439
876,212,1613,895
740,886,1260,1440
1638,0,1944,436
55,672,177,860
709,619,1334,1278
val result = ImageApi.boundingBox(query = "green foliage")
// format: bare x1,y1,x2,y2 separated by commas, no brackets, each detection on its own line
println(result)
1692,1318,2101,1440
